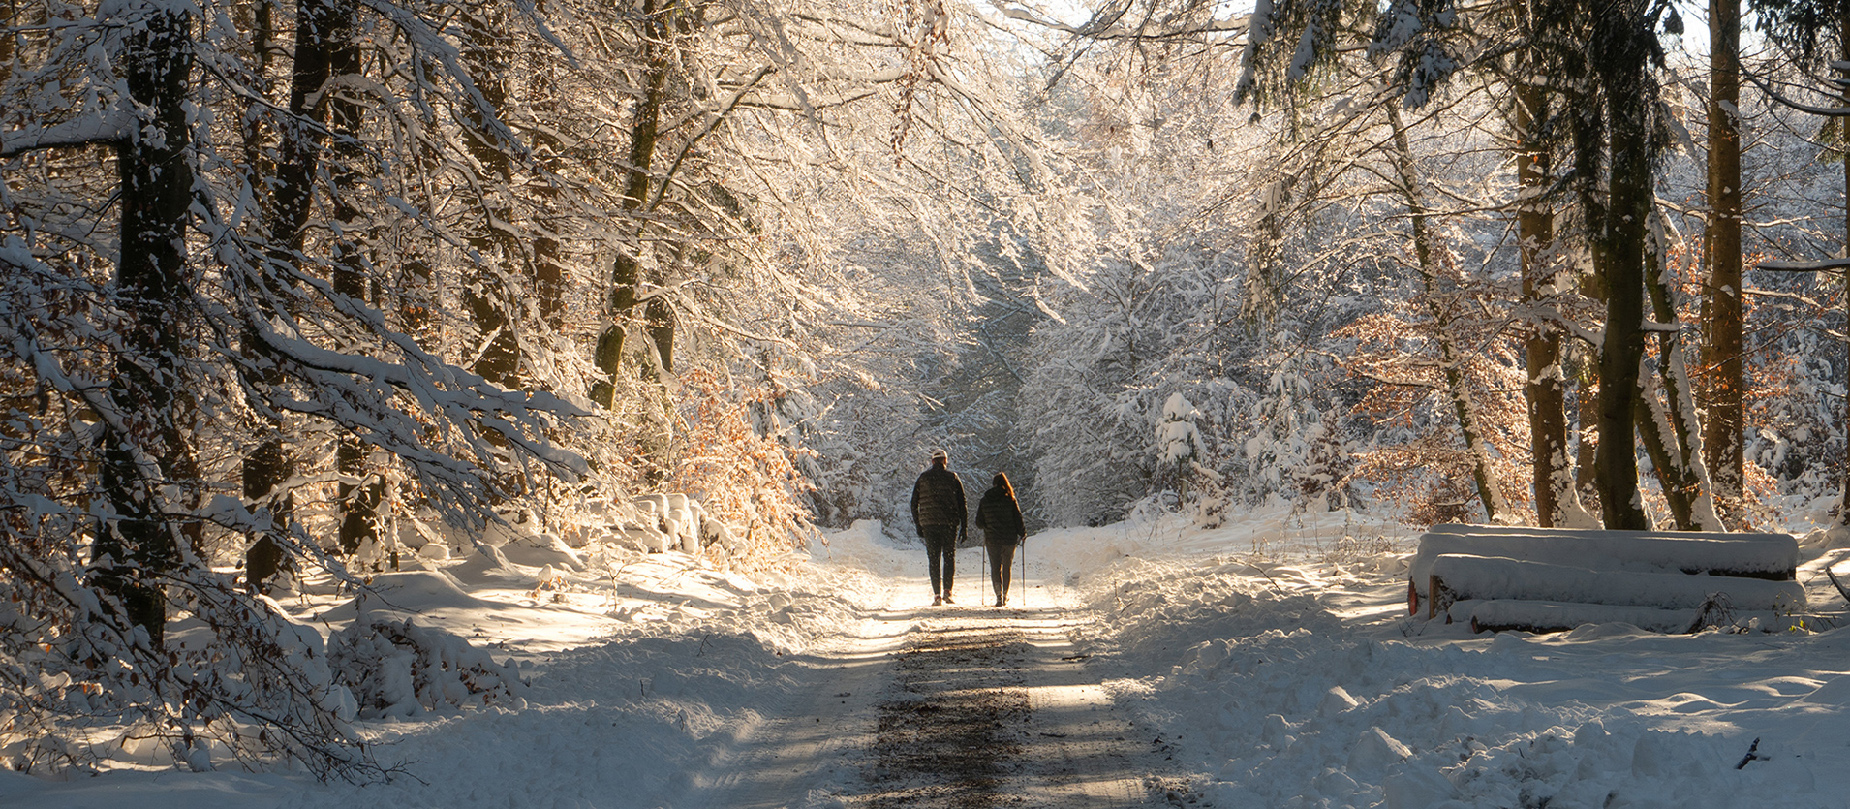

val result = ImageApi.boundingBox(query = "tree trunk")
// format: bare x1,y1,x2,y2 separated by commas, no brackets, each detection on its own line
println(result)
324,8,382,558
1388,107,1507,523
459,4,521,391
1592,6,1652,530
398,132,441,348
1516,81,1586,527
1702,0,1745,528
531,0,567,330
1569,78,1609,522
1645,217,1723,529
591,0,673,408
1636,223,1689,528
243,0,358,584
96,5,197,648
0,0,15,86
237,0,275,213
1633,382,1686,529
1840,12,1850,527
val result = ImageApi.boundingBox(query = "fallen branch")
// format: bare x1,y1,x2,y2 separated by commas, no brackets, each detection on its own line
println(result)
1826,554,1850,607
1735,737,1768,769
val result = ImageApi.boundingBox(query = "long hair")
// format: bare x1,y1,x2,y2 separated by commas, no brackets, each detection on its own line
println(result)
991,472,1015,500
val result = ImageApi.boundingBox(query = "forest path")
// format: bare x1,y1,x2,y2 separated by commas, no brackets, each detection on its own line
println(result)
689,553,1170,809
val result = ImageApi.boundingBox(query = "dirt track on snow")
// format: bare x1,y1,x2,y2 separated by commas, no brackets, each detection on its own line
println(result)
869,622,1033,808
688,584,1187,809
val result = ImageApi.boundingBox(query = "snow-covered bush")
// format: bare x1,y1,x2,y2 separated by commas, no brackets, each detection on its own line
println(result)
327,618,527,720
0,559,378,781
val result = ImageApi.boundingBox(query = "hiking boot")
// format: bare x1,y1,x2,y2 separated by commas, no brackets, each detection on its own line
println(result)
932,594,943,606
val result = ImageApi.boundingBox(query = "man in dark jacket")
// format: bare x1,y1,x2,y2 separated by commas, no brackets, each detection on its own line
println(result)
910,449,967,606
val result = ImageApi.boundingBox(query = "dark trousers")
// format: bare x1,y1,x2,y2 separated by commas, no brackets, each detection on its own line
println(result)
921,525,957,594
986,541,1017,602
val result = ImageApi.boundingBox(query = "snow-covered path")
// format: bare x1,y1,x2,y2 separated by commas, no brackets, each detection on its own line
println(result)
687,557,1168,809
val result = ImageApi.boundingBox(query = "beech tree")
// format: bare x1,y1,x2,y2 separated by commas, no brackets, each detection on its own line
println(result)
97,0,197,647
1705,0,1747,527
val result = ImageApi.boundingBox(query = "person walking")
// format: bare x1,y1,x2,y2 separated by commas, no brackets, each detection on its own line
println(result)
974,472,1025,607
910,449,967,606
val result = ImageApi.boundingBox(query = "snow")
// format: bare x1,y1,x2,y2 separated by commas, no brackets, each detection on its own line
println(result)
1412,525,1799,593
1428,553,1806,612
7,509,1850,808
1158,391,1204,464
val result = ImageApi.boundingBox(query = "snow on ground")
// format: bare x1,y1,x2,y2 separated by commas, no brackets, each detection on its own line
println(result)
1036,507,1850,809
5,505,1850,808
0,520,902,809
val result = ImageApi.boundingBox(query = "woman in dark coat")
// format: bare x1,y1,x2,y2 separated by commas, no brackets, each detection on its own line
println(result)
973,472,1025,607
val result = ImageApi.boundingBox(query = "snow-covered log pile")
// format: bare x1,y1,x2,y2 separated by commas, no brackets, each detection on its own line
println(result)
1409,524,1804,634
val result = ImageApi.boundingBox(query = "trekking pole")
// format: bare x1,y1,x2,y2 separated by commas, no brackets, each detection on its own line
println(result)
1019,538,1027,608
981,542,990,606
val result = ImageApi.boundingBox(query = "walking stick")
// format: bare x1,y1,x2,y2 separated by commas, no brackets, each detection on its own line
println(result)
1018,538,1027,608
981,542,989,606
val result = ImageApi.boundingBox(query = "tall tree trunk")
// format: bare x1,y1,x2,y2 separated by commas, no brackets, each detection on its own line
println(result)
96,5,197,648
1568,77,1609,522
243,0,358,587
1388,107,1508,523
1636,222,1691,528
238,0,275,213
459,4,521,391
1644,216,1723,529
531,0,567,330
1633,381,1689,524
1839,11,1850,527
397,130,441,349
591,0,673,408
1702,0,1745,528
323,8,382,558
1516,80,1588,527
1591,5,1653,530
0,0,16,86
1572,351,1602,517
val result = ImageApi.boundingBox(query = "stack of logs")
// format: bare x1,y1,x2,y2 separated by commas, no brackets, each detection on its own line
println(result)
1408,524,1804,634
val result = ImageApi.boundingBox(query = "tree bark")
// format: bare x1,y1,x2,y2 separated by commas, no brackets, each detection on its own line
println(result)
323,7,382,558
1635,372,1691,526
531,0,567,330
591,0,674,409
1568,75,1609,522
1388,107,1507,523
1515,80,1584,527
243,0,359,585
459,3,521,391
1591,4,1652,530
1645,217,1722,529
238,0,275,214
0,0,15,86
1840,11,1850,527
96,5,197,648
1702,0,1745,528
